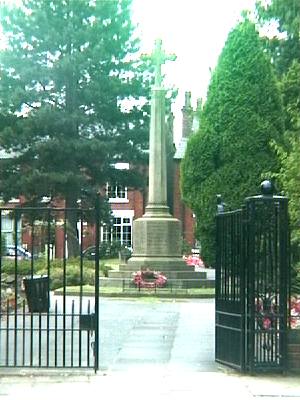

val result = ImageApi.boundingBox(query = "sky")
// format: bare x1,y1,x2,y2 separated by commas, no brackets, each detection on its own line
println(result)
132,0,257,143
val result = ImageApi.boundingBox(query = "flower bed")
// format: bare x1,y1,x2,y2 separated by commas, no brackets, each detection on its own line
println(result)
132,269,167,289
183,255,204,268
290,296,300,329
255,294,300,330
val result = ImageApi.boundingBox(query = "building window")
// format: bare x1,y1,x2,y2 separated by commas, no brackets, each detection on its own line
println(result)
106,184,127,201
1,214,21,246
102,216,132,248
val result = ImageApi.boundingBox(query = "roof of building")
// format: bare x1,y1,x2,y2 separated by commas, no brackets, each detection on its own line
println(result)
174,137,188,160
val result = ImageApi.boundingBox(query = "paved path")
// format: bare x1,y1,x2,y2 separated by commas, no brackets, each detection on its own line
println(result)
99,298,216,372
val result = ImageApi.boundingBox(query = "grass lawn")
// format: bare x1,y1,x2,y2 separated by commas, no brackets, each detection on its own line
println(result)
54,285,215,298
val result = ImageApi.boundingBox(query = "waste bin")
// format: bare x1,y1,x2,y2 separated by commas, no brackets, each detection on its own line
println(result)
23,275,49,313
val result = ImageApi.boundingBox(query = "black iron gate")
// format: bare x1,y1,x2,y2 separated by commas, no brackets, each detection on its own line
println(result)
0,205,100,371
215,182,290,372
215,208,245,370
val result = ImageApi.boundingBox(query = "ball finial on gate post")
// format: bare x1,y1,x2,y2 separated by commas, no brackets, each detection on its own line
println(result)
216,194,225,213
260,180,273,196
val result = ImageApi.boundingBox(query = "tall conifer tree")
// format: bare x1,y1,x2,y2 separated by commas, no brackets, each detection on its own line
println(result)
181,20,284,265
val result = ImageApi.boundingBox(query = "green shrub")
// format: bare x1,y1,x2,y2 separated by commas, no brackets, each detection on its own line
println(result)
100,263,112,277
1,259,34,275
47,264,95,290
0,257,110,290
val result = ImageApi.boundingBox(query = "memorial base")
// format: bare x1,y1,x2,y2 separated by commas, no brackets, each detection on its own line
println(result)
126,214,187,271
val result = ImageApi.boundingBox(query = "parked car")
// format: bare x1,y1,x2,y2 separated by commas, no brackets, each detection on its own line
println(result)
4,245,32,260
83,243,132,260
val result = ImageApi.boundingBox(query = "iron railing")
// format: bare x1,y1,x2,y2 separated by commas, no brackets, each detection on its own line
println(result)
0,206,100,371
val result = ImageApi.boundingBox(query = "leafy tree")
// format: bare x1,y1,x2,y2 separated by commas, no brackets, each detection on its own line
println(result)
256,1,300,276
256,0,300,76
272,61,300,262
0,0,151,256
181,20,284,265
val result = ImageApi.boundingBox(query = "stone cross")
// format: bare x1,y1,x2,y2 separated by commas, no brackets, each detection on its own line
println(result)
142,38,176,87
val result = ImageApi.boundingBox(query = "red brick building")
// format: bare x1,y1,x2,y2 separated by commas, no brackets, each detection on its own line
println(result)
173,92,195,247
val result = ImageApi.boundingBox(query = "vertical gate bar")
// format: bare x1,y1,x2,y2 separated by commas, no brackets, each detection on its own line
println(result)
30,214,35,278
222,215,225,300
13,208,18,366
30,216,34,367
233,213,237,302
22,300,25,366
232,214,235,302
54,299,58,367
63,209,67,367
71,299,74,367
87,299,91,367
30,314,33,367
46,208,51,367
79,210,84,367
94,197,100,372
225,215,228,301
5,300,9,366
38,312,42,366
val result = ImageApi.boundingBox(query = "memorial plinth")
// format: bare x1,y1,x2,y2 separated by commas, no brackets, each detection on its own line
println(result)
127,215,186,271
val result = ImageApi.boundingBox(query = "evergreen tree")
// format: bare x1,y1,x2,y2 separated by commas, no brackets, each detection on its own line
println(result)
256,1,300,273
181,20,284,265
273,61,300,259
256,0,300,76
0,0,150,255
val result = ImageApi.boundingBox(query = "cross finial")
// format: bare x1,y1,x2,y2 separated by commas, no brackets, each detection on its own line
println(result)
142,39,176,87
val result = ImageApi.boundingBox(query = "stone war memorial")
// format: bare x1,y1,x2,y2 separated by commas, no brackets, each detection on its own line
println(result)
127,38,184,271
107,39,209,289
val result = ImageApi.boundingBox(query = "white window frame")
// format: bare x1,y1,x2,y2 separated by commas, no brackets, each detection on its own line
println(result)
101,210,133,248
106,162,130,204
1,213,22,246
106,183,129,203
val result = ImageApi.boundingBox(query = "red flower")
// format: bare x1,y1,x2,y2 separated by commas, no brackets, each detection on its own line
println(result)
263,318,272,330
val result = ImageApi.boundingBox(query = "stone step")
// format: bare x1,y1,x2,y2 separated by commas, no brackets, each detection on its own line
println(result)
100,277,215,289
118,263,197,272
108,270,207,280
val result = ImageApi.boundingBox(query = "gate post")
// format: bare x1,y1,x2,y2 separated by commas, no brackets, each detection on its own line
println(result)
245,180,290,372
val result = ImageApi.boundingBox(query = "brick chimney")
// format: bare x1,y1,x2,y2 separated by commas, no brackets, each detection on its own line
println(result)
193,98,203,132
181,91,193,138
